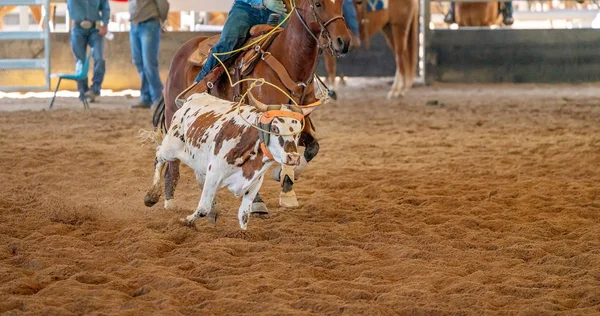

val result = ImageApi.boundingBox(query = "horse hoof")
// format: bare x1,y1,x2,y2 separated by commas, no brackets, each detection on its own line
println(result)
144,192,160,207
279,191,299,209
164,199,177,210
271,165,282,182
251,201,269,215
328,90,338,100
387,90,405,100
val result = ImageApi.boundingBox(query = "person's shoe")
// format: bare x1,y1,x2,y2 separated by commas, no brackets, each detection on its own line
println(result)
84,90,98,103
130,101,151,109
444,10,455,24
503,14,514,26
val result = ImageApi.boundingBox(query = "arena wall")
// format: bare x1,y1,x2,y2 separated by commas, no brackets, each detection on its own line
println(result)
2,29,600,92
426,29,600,83
0,32,215,92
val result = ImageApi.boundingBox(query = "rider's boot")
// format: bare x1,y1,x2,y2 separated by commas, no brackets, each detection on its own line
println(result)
502,2,514,26
444,2,456,24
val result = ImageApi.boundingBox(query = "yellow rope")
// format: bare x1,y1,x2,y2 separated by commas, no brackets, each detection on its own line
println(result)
236,79,306,137
197,2,324,137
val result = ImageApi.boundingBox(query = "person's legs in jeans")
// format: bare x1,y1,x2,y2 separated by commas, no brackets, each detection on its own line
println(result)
342,0,359,36
194,2,263,83
502,2,514,25
88,30,105,96
70,26,89,99
444,2,456,24
130,23,152,106
139,19,163,104
342,0,360,49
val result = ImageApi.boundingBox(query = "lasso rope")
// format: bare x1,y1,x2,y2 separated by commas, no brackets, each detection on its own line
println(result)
206,1,325,137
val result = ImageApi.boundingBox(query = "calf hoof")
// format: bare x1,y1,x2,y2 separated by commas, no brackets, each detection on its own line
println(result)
279,191,299,209
251,201,269,215
144,192,160,207
239,213,249,230
145,186,162,207
179,215,196,227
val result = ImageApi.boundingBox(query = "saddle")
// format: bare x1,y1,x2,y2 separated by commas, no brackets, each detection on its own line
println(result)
187,24,283,69
181,23,315,105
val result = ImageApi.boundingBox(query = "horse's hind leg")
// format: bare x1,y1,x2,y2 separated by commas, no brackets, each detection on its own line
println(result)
385,18,412,99
323,53,338,100
164,160,180,209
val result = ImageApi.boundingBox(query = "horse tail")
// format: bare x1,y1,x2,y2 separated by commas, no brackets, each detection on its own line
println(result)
152,93,167,134
408,4,419,80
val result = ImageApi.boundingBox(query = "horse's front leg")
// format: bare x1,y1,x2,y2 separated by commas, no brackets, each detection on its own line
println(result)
272,129,320,209
163,160,180,209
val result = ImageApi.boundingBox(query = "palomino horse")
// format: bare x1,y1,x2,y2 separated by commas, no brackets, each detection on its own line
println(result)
455,2,500,26
323,0,419,99
0,5,55,29
153,0,351,213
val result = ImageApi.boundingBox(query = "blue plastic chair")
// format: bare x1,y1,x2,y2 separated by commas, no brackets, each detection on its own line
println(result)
49,49,93,109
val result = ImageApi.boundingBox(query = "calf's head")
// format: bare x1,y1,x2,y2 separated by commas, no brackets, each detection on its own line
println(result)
247,93,315,166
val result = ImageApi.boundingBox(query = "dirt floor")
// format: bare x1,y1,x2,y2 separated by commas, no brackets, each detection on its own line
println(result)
1,81,599,315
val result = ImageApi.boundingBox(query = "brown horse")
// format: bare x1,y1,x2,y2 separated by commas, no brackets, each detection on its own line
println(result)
0,5,55,29
323,0,419,99
154,0,351,213
455,2,500,26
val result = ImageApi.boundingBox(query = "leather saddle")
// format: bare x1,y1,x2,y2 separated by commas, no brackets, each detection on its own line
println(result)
188,24,283,75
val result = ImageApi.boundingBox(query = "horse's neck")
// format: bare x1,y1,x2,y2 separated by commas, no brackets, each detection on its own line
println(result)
268,14,319,85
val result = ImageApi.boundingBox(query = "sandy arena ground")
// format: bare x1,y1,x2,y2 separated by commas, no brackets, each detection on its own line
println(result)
1,81,599,315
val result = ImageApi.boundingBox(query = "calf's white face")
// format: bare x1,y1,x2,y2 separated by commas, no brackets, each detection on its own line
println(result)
266,112,303,166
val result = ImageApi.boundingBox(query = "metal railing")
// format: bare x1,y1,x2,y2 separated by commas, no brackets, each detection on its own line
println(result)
421,0,596,85
0,0,51,91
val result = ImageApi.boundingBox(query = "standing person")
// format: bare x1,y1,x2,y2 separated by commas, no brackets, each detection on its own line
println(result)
342,0,360,50
67,0,110,102
129,0,169,109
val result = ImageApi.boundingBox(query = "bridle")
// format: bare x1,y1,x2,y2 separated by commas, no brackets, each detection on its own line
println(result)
292,0,346,56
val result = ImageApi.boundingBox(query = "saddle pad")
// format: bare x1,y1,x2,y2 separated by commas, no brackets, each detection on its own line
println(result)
188,35,221,66
366,0,388,12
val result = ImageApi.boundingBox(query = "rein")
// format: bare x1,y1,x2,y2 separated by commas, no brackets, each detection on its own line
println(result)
292,0,345,56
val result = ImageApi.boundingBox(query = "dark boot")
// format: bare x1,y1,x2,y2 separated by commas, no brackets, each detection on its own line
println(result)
444,2,456,24
502,2,514,26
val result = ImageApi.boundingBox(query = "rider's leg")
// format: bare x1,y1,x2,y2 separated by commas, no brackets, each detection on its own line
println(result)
444,2,456,24
194,2,265,83
342,0,360,50
502,2,514,26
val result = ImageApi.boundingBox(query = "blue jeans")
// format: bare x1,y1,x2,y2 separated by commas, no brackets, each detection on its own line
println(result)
343,0,359,36
70,25,105,97
195,2,280,82
130,19,163,104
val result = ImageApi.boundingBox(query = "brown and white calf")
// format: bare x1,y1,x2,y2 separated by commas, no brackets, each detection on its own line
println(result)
144,92,313,230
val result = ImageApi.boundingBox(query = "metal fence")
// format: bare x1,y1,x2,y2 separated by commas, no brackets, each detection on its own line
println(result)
0,0,51,91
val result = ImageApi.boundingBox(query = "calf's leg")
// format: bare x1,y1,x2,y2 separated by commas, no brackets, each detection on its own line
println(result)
181,170,221,226
238,176,265,230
